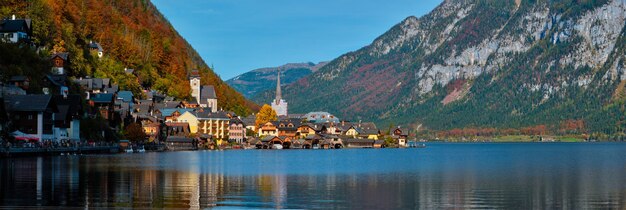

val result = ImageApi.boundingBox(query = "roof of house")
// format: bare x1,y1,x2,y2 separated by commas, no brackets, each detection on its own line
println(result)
92,78,103,89
45,74,66,87
166,136,194,143
242,115,256,127
88,41,103,52
160,108,194,117
117,91,133,102
103,86,118,94
0,18,31,34
91,93,114,103
229,118,244,125
50,52,69,61
200,85,216,100
195,110,229,119
53,94,82,119
4,95,54,112
9,75,27,82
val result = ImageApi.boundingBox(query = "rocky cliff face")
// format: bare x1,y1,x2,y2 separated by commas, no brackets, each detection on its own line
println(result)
259,0,626,133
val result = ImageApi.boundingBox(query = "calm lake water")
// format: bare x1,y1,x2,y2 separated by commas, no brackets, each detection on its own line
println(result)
0,143,625,209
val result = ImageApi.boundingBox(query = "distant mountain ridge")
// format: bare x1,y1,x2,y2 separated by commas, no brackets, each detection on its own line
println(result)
254,0,626,134
226,62,327,98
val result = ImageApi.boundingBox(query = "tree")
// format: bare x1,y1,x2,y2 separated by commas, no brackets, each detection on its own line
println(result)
124,123,147,143
255,104,277,129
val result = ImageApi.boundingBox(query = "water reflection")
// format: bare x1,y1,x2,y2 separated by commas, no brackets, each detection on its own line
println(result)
0,143,624,209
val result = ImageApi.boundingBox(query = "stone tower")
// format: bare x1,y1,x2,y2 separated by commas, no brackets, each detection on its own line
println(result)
271,69,288,116
189,70,201,103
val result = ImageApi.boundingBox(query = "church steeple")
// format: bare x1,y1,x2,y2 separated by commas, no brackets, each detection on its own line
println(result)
275,68,282,104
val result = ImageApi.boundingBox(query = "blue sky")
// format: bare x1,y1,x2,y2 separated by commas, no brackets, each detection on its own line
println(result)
151,0,443,80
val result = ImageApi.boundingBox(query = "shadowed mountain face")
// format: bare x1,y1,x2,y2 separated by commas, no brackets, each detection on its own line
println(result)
227,62,327,99
254,0,626,133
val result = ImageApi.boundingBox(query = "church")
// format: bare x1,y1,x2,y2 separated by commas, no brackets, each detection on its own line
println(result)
272,69,288,116
189,70,218,113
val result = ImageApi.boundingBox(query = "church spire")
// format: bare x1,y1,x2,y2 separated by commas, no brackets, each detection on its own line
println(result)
275,68,282,103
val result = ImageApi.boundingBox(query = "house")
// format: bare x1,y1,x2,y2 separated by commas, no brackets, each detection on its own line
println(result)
319,134,343,149
88,41,104,58
8,75,29,90
261,135,291,149
189,70,218,112
297,123,317,138
228,118,246,144
4,95,57,141
392,127,408,148
345,125,360,138
50,52,69,75
115,91,134,120
142,122,161,142
165,136,197,151
90,93,115,120
259,121,278,136
360,127,380,140
43,74,69,95
276,119,300,138
52,95,82,142
175,111,199,133
0,16,32,43
373,140,385,148
74,77,112,98
242,115,256,133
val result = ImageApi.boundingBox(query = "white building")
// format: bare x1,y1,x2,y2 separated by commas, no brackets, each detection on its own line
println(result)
189,70,218,112
271,69,288,116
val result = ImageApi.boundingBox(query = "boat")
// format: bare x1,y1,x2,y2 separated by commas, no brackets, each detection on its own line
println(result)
136,146,146,153
407,142,427,148
125,147,134,153
272,144,283,150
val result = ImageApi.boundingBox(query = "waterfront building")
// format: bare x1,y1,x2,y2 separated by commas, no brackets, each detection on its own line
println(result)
271,69,288,116
228,118,246,144
196,110,230,140
4,95,57,141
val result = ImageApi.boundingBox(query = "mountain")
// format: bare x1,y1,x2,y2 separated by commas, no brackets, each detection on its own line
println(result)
226,62,327,98
0,0,257,116
254,0,626,134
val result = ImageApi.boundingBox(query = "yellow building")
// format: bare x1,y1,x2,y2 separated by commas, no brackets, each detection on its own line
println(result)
176,111,200,133
196,111,230,139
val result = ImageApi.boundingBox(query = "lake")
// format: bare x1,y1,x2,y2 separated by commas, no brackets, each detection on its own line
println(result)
0,143,625,209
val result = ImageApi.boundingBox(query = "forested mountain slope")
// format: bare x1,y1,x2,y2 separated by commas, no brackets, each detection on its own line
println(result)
256,0,626,134
0,0,257,115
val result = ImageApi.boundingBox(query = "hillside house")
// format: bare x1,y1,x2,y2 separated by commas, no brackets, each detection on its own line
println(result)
0,16,32,43
50,52,69,75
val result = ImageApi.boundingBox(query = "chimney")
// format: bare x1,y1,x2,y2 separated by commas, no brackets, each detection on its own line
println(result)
11,15,15,20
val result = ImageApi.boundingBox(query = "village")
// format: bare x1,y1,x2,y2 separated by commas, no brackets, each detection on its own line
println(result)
0,16,414,155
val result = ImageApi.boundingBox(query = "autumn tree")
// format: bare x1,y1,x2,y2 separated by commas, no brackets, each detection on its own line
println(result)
255,104,277,130
124,123,147,143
